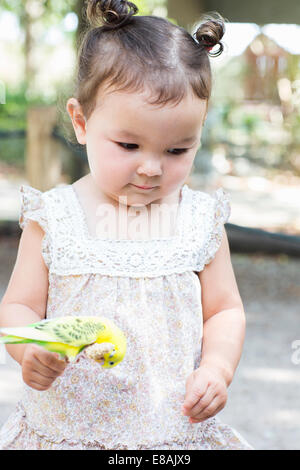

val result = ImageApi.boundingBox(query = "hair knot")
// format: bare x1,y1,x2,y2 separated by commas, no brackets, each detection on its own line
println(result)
87,0,138,29
194,13,226,57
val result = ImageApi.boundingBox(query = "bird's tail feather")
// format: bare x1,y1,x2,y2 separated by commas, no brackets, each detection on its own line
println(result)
0,335,78,360
0,335,32,344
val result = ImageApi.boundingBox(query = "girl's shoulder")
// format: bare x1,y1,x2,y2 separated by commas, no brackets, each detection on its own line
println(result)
19,182,69,203
187,183,230,201
19,183,72,232
184,184,231,224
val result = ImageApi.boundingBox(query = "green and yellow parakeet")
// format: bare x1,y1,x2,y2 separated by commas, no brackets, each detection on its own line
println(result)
0,316,127,368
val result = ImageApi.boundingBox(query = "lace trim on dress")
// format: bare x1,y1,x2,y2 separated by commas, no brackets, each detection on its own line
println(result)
44,183,198,277
18,184,231,277
19,185,52,269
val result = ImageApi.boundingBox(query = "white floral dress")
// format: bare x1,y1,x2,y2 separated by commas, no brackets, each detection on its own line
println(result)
0,183,253,450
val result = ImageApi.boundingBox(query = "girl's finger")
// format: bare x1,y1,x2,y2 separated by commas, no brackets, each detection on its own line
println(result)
30,354,64,378
31,361,59,380
27,370,55,388
188,385,217,418
182,379,208,413
33,348,67,374
27,379,52,392
192,395,225,422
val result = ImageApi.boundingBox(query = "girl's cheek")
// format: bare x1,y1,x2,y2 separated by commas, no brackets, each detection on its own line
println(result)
166,156,192,179
106,149,136,174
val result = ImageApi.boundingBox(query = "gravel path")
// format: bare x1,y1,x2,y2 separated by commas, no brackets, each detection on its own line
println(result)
0,236,299,450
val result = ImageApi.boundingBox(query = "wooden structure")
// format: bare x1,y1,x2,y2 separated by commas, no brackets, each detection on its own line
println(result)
167,0,300,28
26,106,76,191
244,34,289,102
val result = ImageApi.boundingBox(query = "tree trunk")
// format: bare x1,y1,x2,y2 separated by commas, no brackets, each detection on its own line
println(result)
26,106,60,191
22,1,35,91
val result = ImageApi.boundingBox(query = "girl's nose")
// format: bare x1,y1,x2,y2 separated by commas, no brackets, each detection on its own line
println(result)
137,158,163,177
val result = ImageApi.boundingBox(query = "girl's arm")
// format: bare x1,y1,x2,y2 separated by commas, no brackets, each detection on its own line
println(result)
0,221,66,390
198,225,246,386
0,220,49,364
182,226,246,422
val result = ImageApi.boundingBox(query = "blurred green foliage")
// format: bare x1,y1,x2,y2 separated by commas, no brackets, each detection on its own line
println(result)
0,87,27,131
0,136,25,169
199,96,300,175
0,82,53,131
0,84,25,167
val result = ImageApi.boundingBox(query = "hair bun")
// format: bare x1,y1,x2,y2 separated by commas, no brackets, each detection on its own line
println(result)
194,13,226,57
87,0,138,29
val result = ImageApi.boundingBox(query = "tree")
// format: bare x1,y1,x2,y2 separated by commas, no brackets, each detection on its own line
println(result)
1,0,76,95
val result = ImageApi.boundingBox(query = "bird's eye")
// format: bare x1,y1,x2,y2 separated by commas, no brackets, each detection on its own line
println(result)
109,361,114,365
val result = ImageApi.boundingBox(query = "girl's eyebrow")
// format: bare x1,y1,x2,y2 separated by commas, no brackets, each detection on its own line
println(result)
117,130,197,145
117,130,140,139
174,136,198,144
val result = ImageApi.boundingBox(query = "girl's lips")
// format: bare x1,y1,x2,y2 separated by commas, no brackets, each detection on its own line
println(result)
132,184,156,190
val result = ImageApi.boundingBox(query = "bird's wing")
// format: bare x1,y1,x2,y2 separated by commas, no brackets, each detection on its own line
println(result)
0,316,107,347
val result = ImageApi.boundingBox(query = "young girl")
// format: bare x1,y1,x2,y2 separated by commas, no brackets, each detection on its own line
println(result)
0,0,253,450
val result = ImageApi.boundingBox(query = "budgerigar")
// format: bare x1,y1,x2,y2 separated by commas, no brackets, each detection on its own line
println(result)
0,316,127,367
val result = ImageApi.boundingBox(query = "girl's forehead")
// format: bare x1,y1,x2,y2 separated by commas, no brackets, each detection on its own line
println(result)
92,87,207,124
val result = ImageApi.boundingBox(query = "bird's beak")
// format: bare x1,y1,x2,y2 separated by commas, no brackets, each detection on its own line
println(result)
85,342,115,364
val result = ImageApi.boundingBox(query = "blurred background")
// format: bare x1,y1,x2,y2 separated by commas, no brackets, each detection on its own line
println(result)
0,0,299,450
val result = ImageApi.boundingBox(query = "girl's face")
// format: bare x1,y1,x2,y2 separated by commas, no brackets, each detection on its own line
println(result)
67,87,207,207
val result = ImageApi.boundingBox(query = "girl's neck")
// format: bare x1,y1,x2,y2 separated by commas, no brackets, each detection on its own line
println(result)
71,173,184,241
78,173,182,209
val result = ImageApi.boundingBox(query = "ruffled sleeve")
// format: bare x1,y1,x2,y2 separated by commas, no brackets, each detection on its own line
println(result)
203,187,231,266
19,185,51,269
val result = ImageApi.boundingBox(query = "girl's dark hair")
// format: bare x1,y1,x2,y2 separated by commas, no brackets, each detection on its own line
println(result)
68,0,226,125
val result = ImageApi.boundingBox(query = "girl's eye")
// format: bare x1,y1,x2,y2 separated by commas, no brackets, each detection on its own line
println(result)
117,143,188,155
117,142,138,151
168,148,188,155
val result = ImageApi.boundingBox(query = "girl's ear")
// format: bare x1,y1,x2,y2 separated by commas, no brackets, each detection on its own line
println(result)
66,98,87,145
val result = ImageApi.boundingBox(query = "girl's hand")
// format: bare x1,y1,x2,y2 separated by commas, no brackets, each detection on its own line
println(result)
181,365,228,423
21,344,67,391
